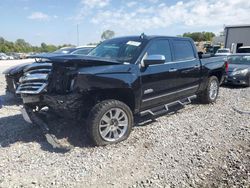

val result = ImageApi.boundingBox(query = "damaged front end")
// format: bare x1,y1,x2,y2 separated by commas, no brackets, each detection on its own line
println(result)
17,61,86,119
17,56,122,149
17,60,87,150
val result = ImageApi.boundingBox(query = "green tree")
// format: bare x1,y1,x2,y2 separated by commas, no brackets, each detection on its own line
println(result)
15,39,31,52
0,36,74,53
0,37,4,44
101,30,115,40
183,32,215,42
40,43,58,52
203,32,215,41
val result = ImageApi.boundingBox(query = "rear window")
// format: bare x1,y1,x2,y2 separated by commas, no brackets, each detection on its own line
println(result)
173,40,195,61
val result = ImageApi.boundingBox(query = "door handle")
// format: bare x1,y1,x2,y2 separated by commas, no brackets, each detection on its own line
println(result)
169,68,177,72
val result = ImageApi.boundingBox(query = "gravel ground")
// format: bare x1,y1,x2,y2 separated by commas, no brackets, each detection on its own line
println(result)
0,73,249,188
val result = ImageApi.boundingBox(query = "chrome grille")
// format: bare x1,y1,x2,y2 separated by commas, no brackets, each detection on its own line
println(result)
16,63,52,94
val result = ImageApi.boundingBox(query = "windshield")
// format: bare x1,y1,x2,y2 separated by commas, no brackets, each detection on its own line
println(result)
228,55,250,65
88,38,143,63
217,49,229,53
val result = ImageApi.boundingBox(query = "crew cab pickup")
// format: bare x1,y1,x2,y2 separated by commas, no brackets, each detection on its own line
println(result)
17,35,227,146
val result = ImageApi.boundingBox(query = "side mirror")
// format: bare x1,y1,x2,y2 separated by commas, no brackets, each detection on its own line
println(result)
143,55,166,66
198,51,203,59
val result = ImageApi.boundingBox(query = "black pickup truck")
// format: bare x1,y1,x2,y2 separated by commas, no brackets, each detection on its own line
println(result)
17,35,227,146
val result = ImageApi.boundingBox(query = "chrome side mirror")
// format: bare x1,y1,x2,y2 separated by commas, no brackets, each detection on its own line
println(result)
143,55,166,67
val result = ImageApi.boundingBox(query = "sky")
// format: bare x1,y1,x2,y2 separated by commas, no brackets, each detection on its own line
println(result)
0,0,249,46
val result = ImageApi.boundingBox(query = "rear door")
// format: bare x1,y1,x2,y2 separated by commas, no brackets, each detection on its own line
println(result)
170,39,201,98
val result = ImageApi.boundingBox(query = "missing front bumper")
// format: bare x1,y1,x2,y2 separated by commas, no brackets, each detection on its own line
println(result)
21,106,72,151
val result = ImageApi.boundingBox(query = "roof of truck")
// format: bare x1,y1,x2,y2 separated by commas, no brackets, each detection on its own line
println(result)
110,35,193,41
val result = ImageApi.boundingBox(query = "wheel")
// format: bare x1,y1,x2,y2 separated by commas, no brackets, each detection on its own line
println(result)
199,76,219,104
87,100,133,146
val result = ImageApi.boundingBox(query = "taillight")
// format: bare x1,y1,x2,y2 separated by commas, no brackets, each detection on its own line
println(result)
225,61,229,72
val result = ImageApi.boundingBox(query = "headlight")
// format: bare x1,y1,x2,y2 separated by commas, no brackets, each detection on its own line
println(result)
232,69,248,76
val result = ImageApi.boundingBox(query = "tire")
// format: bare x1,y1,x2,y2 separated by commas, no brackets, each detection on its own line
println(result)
198,76,219,104
87,100,133,146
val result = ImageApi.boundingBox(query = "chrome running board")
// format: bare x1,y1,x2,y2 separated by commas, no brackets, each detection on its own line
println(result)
140,95,197,117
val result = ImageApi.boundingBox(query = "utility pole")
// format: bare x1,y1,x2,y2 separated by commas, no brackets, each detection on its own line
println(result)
77,24,79,46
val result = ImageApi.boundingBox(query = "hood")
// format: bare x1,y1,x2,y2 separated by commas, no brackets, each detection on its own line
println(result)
28,53,66,59
228,63,250,72
47,55,136,77
30,54,121,66
2,63,30,75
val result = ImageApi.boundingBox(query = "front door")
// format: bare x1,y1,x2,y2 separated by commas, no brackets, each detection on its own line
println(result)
140,39,181,110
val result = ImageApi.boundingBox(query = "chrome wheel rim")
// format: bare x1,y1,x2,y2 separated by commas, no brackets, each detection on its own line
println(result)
209,80,218,100
99,108,128,142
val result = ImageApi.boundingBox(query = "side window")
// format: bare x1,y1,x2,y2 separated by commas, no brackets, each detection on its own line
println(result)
146,39,172,62
173,40,195,61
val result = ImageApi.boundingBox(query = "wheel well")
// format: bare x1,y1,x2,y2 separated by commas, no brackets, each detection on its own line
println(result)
209,71,223,83
88,88,135,112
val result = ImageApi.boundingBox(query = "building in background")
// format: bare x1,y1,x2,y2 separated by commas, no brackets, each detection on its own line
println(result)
224,25,250,53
